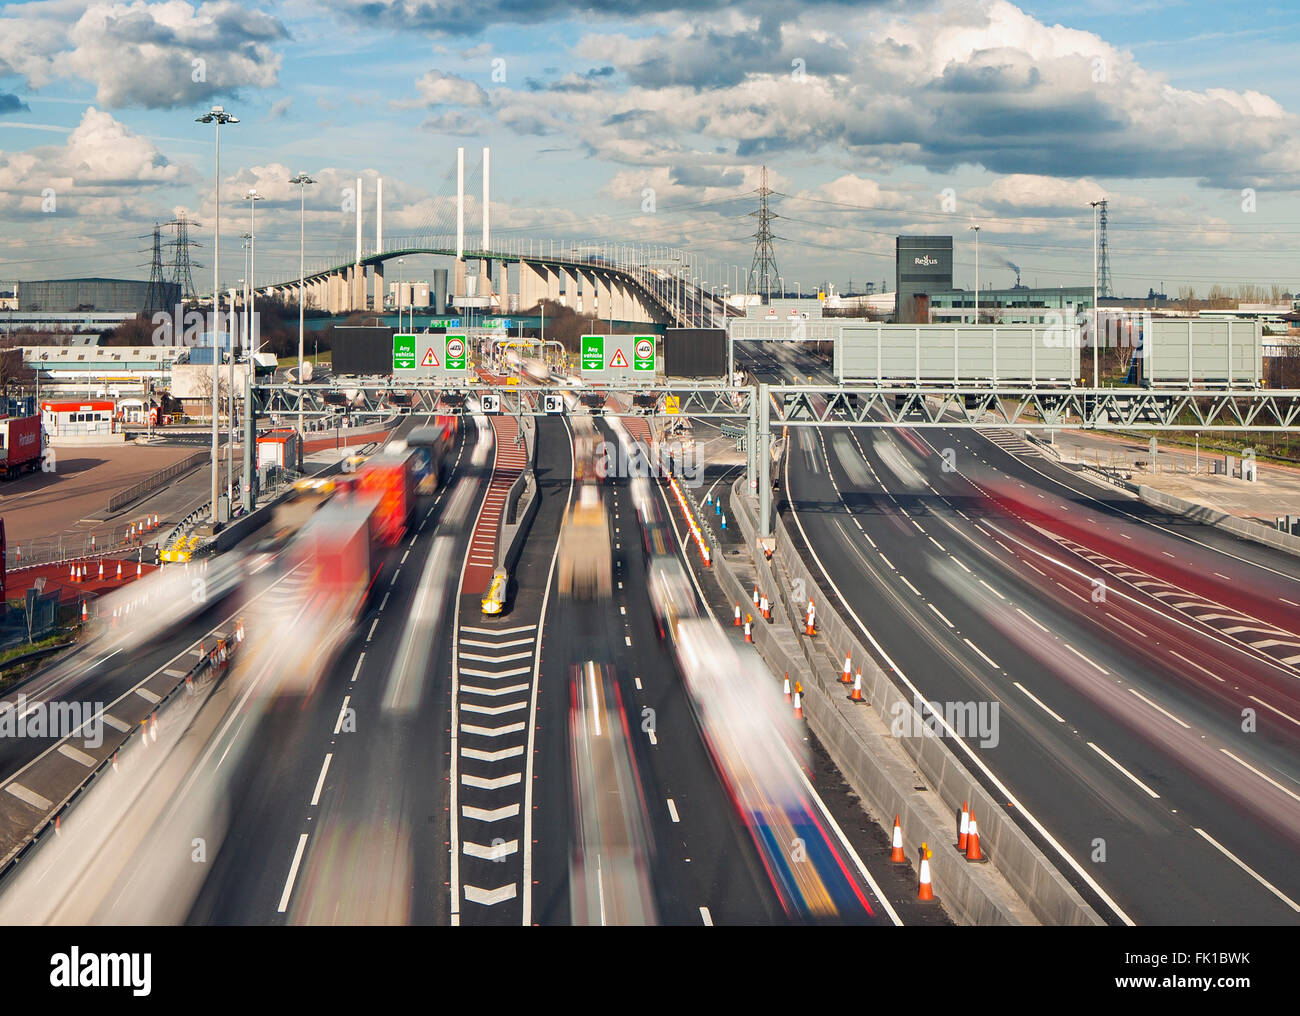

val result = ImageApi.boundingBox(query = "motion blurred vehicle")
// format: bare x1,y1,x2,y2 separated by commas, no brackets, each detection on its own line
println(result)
354,450,417,546
521,357,549,383
263,478,339,547
407,415,458,495
568,661,657,925
557,484,612,599
672,619,873,921
571,419,602,484
646,555,698,642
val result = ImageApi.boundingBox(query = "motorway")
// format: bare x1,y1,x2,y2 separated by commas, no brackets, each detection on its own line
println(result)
742,340,1300,924
1,393,912,924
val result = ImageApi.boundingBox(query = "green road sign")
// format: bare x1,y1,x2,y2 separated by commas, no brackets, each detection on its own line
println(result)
581,334,605,372
394,333,416,371
445,334,468,371
633,336,655,372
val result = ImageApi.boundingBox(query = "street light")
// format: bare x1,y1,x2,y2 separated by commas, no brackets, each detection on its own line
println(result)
969,224,980,325
196,103,238,525
397,257,406,331
242,188,263,512
289,172,315,472
1090,199,1103,388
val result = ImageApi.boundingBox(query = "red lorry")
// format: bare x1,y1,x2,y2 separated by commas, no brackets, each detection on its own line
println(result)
0,414,43,479
354,451,416,546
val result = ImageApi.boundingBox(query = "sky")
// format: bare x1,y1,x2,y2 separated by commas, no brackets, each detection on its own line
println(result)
1,0,1299,299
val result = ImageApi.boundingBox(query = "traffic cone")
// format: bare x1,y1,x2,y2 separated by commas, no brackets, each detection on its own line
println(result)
116,561,122,580
98,560,104,580
805,601,816,636
150,712,158,742
965,812,987,863
734,603,742,627
136,561,142,578
54,814,61,837
760,594,770,621
80,601,87,622
743,616,753,644
752,586,760,607
918,843,936,902
849,670,864,702
890,816,906,863
793,691,803,719
841,652,852,684
111,751,118,773
957,801,970,852
783,674,791,701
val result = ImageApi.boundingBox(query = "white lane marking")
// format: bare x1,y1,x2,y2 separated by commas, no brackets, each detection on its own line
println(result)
1063,643,1109,674
389,568,401,587
1169,649,1224,682
333,696,351,734
460,624,538,636
634,677,642,690
310,754,333,806
928,536,945,552
963,638,999,669
1105,613,1146,638
1087,742,1160,799
667,798,680,823
949,555,972,574
1014,682,1065,723
978,579,1005,600
1281,598,1300,607
1248,694,1300,728
647,729,658,746
1127,687,1191,729
1214,572,1231,581
1015,607,1049,633
926,603,953,628
401,549,410,565
350,653,365,683
378,592,390,612
366,618,379,642
899,574,921,596
277,833,310,913
625,636,632,646
1219,749,1300,804
699,906,713,926
1194,827,1300,913
462,745,524,762
409,533,418,548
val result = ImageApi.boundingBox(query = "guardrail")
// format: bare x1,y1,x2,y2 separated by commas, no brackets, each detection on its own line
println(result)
106,450,209,512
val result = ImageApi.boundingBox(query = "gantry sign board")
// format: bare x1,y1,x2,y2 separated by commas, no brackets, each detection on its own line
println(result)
393,333,470,378
580,335,657,380
834,323,1081,385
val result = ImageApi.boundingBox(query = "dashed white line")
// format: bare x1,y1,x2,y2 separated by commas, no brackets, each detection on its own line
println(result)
1127,687,1191,729
350,653,365,683
1087,742,1160,799
1015,607,1049,633
1194,827,1300,912
277,833,310,913
1219,749,1300,804
310,754,333,806
1106,612,1146,638
898,575,921,596
978,579,1005,600
963,638,998,669
878,553,896,571
699,906,714,926
333,695,351,735
1064,643,1109,674
1248,694,1300,728
378,592,390,612
1169,649,1224,682
366,618,379,642
666,798,680,823
926,603,954,629
1014,682,1065,723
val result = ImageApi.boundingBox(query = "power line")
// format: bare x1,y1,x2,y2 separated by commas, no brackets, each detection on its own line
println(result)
748,166,780,299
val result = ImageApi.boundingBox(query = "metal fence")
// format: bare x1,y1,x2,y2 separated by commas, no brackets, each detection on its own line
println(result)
107,449,208,512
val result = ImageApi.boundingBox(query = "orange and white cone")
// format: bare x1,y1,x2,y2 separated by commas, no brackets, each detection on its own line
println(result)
116,561,122,580
98,560,104,580
841,652,852,684
918,843,936,902
150,712,158,742
743,616,753,644
80,601,88,622
760,594,770,621
734,603,742,627
889,815,909,862
965,811,987,863
111,751,118,773
957,801,970,852
793,691,803,720
752,585,760,608
849,670,864,702
805,602,816,636
783,674,792,701
136,561,142,578
54,814,61,837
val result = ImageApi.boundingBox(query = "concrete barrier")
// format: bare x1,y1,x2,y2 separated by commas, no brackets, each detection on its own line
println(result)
1135,484,1300,559
728,481,1103,926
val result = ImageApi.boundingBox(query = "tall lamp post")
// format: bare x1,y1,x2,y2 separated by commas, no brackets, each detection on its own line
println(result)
969,224,980,325
196,104,238,525
1090,199,1103,388
242,188,263,512
289,173,315,472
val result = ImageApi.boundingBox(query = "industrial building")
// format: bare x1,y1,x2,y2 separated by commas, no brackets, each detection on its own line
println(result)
894,237,953,323
11,278,178,314
929,286,1094,323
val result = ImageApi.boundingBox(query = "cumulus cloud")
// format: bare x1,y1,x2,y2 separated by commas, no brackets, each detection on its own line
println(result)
0,1,287,109
0,106,188,218
410,70,489,109
0,93,30,115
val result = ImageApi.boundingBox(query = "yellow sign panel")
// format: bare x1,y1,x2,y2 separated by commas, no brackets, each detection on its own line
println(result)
817,291,826,300
665,395,680,415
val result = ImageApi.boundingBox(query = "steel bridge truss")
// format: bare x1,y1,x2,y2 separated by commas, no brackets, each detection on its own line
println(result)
253,382,1300,432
